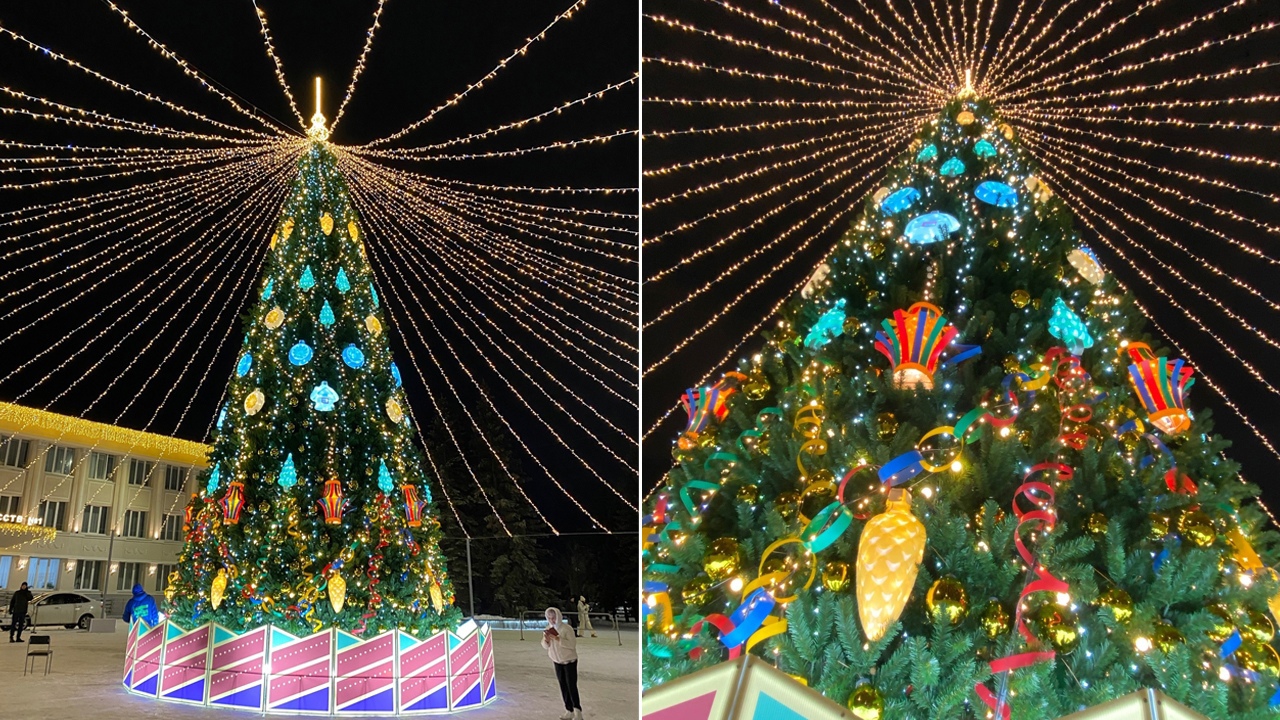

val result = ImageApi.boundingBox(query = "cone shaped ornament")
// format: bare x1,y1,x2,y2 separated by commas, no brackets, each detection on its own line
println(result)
856,488,926,642
166,144,459,638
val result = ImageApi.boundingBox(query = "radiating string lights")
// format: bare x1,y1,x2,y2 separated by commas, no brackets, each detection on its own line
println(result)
642,0,1280,498
0,0,636,533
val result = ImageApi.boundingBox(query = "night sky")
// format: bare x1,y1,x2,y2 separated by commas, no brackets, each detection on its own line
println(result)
0,0,638,535
641,2,1280,516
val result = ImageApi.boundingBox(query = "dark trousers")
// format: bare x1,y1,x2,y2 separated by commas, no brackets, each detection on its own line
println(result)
554,660,581,711
9,613,27,640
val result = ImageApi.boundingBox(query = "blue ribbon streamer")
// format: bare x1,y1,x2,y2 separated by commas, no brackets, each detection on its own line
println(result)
1221,629,1242,658
719,588,776,648
879,450,924,486
940,343,982,368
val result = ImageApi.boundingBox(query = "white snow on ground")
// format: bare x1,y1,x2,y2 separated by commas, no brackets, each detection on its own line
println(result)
0,625,638,719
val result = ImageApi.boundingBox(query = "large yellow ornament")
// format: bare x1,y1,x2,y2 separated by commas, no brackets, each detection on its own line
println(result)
429,580,445,613
856,488,926,642
281,217,295,241
210,569,228,610
264,307,285,330
245,389,266,416
1178,510,1215,548
926,576,968,625
822,561,850,593
1095,587,1133,623
846,683,883,720
365,314,383,336
956,110,975,126
320,212,335,236
328,571,347,614
386,398,405,424
348,220,359,240
704,538,741,581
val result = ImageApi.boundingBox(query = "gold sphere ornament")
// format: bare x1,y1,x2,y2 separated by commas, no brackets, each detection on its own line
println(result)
1244,607,1275,643
1085,512,1108,537
1178,509,1215,548
822,561,850,592
846,682,883,720
866,289,881,303
980,600,1011,640
1149,512,1170,540
1003,355,1022,374
704,538,741,581
742,375,770,401
997,260,1010,272
1031,603,1080,654
697,427,719,449
1204,604,1236,643
775,492,800,523
867,240,885,258
1010,289,1030,308
1095,587,1134,623
842,315,861,335
1237,642,1280,678
681,577,712,607
876,412,899,439
926,576,968,625
736,484,759,505
1151,621,1184,653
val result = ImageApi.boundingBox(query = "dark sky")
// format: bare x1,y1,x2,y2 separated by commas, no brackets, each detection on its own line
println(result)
640,1,1280,515
0,0,638,534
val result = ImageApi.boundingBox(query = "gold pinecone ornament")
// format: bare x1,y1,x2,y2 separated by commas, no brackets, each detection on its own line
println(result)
856,488,927,642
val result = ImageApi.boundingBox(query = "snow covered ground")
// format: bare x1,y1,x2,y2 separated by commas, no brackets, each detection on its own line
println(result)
0,624,638,719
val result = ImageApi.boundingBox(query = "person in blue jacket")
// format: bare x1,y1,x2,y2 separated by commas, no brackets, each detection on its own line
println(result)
122,583,159,626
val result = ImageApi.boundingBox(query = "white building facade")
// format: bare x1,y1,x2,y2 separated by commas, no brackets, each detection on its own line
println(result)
0,402,208,613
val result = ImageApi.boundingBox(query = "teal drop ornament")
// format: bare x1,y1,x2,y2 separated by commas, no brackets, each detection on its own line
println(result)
370,283,379,308
377,461,394,493
278,453,298,488
320,300,336,326
390,362,402,387
336,267,351,293
299,265,316,291
940,157,965,177
805,298,846,350
1049,297,1095,355
916,144,937,162
207,466,221,493
216,404,228,430
262,278,274,300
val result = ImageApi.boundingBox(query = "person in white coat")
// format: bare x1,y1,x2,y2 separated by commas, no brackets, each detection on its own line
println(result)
577,596,597,637
542,606,582,720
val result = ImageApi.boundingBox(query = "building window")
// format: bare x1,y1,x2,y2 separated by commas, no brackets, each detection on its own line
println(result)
0,437,29,468
164,466,187,492
160,514,183,542
0,495,21,518
0,556,11,587
117,561,143,591
155,563,176,593
88,452,117,481
28,557,60,590
44,446,75,476
81,505,110,535
74,560,102,591
38,500,66,531
128,459,154,487
121,510,148,538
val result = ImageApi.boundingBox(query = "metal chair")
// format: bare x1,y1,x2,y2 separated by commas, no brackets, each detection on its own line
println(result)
24,634,52,676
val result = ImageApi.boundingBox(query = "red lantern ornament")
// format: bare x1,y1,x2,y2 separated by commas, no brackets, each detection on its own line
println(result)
402,484,425,528
220,482,246,524
1125,342,1194,435
316,478,350,525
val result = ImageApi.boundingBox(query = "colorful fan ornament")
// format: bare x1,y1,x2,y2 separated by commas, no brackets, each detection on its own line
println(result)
903,211,961,245
678,372,746,450
1124,342,1194,435
874,302,979,389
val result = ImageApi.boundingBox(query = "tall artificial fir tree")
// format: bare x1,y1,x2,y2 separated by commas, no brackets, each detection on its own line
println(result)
166,133,461,640
643,95,1280,719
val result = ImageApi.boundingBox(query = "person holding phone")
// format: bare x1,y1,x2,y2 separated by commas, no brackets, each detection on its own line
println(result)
541,606,582,720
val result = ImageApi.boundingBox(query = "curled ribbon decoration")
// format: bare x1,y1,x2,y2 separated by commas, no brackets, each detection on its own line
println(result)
793,403,828,479
735,407,782,454
643,581,674,632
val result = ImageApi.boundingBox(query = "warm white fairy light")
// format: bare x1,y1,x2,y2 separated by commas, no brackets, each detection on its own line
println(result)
327,0,388,133
340,154,638,388
355,129,635,162
363,0,592,147
250,1,307,130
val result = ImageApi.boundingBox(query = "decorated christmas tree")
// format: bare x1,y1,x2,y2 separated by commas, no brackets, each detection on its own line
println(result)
166,137,460,639
642,95,1280,719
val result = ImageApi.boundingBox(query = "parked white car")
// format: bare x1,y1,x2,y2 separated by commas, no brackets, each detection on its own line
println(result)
1,592,103,630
